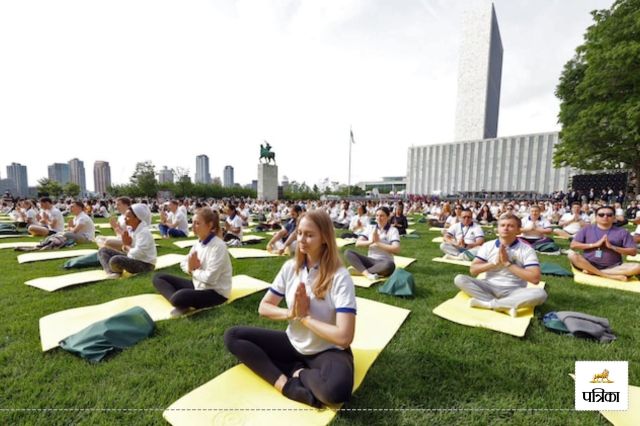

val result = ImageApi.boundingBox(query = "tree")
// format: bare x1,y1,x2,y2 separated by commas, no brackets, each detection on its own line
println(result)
64,182,81,197
37,178,63,197
130,161,158,197
173,167,193,198
554,0,640,194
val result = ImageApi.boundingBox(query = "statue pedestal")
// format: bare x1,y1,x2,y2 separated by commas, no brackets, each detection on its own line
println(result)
258,163,278,201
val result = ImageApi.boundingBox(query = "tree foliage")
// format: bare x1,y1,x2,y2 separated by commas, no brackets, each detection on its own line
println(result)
37,178,63,197
63,182,81,197
129,161,158,197
554,0,640,193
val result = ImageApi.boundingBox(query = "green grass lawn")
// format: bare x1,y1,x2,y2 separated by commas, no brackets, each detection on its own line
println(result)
1,217,638,425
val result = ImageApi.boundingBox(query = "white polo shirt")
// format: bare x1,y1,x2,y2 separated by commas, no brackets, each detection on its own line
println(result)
559,212,589,235
46,207,64,232
520,216,552,239
358,224,400,261
169,210,189,235
446,222,485,245
474,239,540,288
269,259,357,355
71,212,96,241
180,234,232,298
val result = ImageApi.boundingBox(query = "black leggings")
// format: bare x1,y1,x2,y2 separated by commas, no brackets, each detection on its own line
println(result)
152,272,227,309
224,326,354,405
344,249,396,277
98,247,155,275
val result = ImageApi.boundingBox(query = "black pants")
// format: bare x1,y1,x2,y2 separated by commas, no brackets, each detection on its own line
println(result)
224,326,354,405
98,247,155,274
344,249,395,277
152,272,227,309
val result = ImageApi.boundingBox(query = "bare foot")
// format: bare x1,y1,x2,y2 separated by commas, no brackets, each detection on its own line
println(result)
602,274,628,282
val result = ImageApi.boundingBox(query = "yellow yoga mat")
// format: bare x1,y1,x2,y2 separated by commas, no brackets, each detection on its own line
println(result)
432,282,546,337
571,267,640,294
351,275,385,288
25,253,185,292
394,255,416,269
432,257,472,267
228,248,280,259
427,227,445,232
336,238,357,248
569,374,639,426
432,237,444,243
405,228,416,235
627,254,640,262
17,249,98,264
0,241,39,249
163,297,411,426
95,223,112,229
39,274,271,351
0,234,32,240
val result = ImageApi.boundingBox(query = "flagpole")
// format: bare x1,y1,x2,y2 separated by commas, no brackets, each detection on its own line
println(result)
348,127,352,197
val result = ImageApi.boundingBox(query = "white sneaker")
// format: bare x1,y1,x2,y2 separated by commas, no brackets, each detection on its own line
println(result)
364,272,380,281
170,306,195,318
468,298,493,309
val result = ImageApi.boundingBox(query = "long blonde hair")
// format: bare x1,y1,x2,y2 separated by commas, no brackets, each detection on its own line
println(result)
294,210,342,299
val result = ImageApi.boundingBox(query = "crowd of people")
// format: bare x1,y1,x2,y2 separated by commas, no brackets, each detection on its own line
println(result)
2,192,640,407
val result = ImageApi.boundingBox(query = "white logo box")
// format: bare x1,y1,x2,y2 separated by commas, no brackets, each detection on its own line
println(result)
575,361,628,411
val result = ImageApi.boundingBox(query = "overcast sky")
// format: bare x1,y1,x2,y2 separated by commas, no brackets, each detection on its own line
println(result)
0,0,614,190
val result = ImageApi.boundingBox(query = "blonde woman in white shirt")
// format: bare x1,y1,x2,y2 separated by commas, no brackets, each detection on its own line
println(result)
153,207,232,317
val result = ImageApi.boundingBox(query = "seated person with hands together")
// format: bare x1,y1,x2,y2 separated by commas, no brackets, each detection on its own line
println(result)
224,210,356,408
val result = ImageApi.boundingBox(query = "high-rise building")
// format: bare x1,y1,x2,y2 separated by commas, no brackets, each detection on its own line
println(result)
454,2,503,141
6,162,28,197
223,165,234,188
195,155,211,184
93,161,112,195
158,166,174,184
68,158,86,195
48,163,70,186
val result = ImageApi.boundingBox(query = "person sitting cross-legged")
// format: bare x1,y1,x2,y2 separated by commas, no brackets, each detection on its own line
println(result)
153,207,232,317
158,200,189,238
440,208,485,260
98,203,157,279
567,205,640,281
453,212,547,317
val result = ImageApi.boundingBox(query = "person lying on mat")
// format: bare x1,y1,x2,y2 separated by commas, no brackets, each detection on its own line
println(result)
28,197,64,237
568,205,640,281
153,207,231,317
224,210,356,408
62,201,95,244
454,212,547,317
158,200,189,238
390,203,408,236
518,205,554,247
98,203,157,279
554,202,588,239
344,206,400,280
267,205,302,255
440,208,484,260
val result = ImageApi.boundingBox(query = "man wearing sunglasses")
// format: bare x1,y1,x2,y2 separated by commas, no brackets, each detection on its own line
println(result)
568,206,640,281
441,208,485,260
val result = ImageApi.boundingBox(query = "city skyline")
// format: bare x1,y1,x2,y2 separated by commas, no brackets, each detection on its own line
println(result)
0,0,614,190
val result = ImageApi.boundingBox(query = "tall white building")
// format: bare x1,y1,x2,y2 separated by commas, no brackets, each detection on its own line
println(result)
195,155,211,184
454,2,503,141
48,163,70,186
223,165,234,187
407,132,575,195
6,162,28,197
68,158,86,194
93,161,111,195
158,166,175,184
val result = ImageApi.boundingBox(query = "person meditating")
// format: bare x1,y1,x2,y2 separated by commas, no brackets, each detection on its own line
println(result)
98,203,157,279
224,210,356,408
344,206,401,280
554,202,589,239
153,207,232,317
518,205,554,248
568,205,640,281
158,200,189,238
453,212,547,317
440,208,485,260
